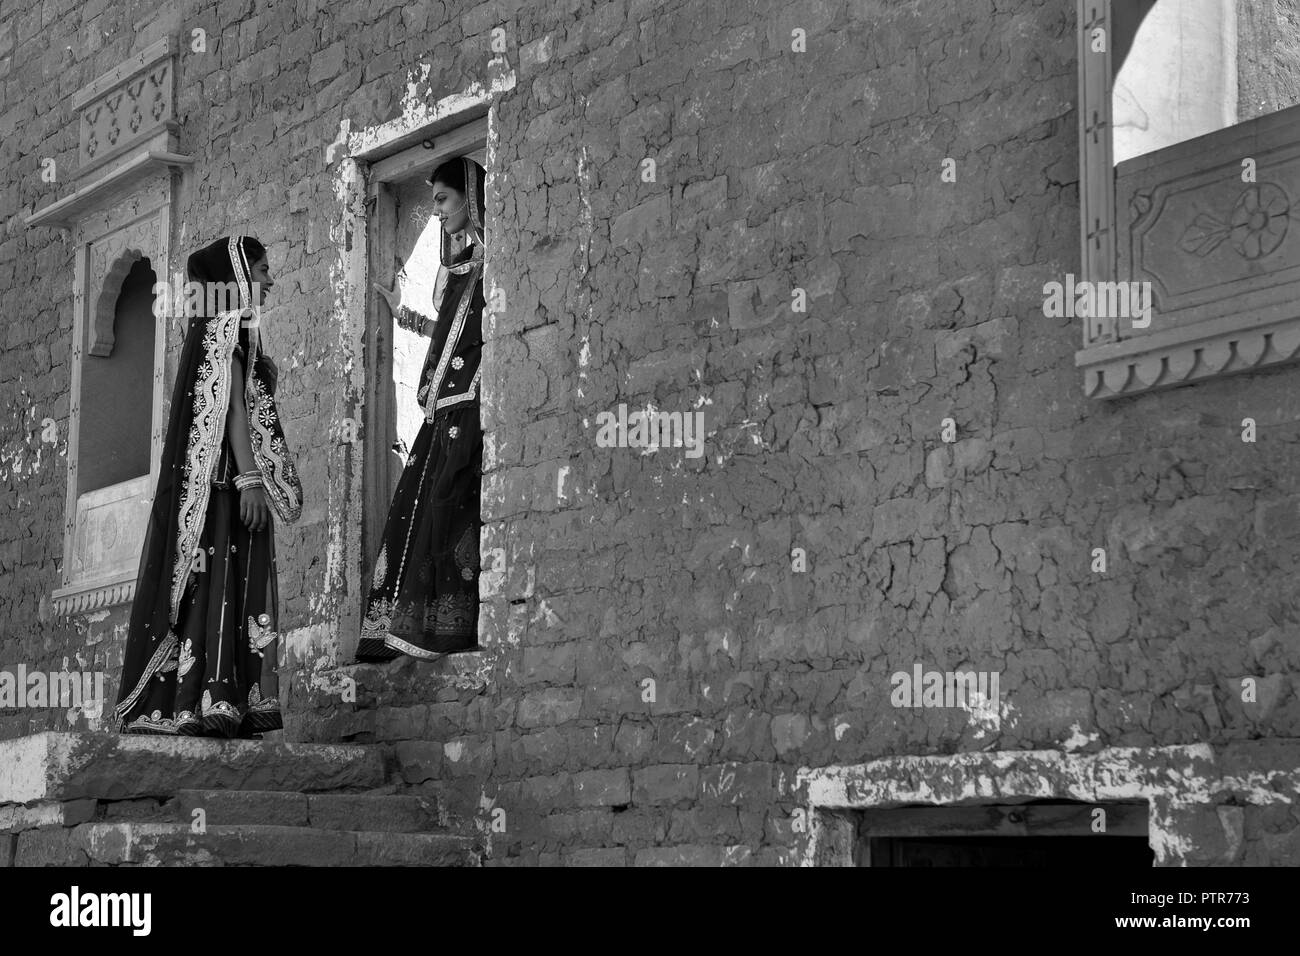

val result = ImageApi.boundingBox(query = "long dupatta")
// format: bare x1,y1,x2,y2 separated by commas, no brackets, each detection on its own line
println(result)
111,236,303,731
420,156,486,422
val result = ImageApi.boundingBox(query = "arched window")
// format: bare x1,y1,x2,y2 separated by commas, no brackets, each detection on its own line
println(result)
77,256,156,494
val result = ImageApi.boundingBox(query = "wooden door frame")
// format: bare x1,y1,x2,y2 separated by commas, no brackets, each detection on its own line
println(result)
360,128,487,596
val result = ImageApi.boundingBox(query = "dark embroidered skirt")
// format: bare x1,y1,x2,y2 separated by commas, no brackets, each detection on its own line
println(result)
358,403,481,661
119,484,283,738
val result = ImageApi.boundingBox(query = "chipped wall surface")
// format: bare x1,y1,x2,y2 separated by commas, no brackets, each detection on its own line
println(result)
1,0,1298,865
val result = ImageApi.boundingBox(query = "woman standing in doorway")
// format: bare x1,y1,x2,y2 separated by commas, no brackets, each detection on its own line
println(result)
112,236,303,736
359,156,486,661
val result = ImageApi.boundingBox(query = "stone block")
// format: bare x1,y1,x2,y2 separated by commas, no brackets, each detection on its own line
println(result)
572,768,630,807
171,790,309,828
393,741,443,784
517,688,583,727
564,847,625,866
633,844,725,866
632,764,698,805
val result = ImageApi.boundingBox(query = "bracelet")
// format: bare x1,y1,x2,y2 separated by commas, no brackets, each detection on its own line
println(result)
234,471,264,491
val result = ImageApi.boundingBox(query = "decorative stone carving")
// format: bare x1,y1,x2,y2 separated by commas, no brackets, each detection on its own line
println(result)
1076,0,1115,349
1178,184,1290,259
26,39,190,232
51,580,137,617
1079,318,1300,398
66,475,153,582
77,40,175,176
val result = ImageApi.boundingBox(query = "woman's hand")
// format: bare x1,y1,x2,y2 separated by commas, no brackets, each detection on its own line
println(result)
373,276,404,315
240,485,272,533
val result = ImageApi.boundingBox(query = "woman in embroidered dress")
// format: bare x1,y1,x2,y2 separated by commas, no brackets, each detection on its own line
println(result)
112,236,303,737
357,156,486,661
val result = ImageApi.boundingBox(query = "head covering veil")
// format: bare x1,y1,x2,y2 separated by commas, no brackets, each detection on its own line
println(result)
428,156,486,274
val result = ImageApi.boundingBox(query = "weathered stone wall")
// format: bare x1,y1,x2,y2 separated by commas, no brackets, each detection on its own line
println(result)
2,0,1298,865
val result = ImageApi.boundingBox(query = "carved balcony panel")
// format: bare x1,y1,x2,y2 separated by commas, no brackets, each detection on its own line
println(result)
1075,0,1300,399
1121,107,1300,332
54,476,152,616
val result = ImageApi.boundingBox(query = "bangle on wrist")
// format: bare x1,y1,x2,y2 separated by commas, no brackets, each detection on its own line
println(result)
234,471,263,491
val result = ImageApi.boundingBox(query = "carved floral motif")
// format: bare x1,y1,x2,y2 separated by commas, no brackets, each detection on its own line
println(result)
1179,184,1291,260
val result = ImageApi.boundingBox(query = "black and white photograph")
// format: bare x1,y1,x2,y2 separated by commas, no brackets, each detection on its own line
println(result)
0,0,1295,929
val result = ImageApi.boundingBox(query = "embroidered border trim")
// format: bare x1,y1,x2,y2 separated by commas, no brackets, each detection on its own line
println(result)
383,634,447,661
110,630,178,729
246,369,303,522
434,366,482,412
170,311,240,622
421,260,483,421
122,709,200,735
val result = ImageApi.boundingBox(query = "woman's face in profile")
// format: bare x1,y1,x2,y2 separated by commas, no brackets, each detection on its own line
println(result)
432,181,469,236
249,255,274,304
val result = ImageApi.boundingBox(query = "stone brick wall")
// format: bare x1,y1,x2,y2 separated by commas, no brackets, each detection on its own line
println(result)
3,0,1298,864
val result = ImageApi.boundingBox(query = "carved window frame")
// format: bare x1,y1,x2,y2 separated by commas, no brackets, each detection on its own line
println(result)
1075,0,1300,398
361,126,488,596
25,38,192,616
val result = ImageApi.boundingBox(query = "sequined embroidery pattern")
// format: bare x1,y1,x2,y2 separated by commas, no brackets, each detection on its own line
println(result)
111,630,178,729
246,367,303,523
454,525,479,581
248,615,277,657
170,312,241,622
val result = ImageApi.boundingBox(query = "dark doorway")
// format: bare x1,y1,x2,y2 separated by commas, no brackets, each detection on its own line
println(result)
867,835,1154,866
858,801,1153,867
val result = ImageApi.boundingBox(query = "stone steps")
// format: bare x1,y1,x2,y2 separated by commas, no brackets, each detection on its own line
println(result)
11,823,478,867
0,733,482,867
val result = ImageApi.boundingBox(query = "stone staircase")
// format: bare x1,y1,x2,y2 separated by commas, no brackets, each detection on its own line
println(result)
0,732,481,866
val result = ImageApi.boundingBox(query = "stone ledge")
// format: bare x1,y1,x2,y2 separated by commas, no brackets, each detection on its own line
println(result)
51,575,136,617
163,790,445,832
0,799,97,832
13,823,479,867
0,732,385,804
23,146,193,229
